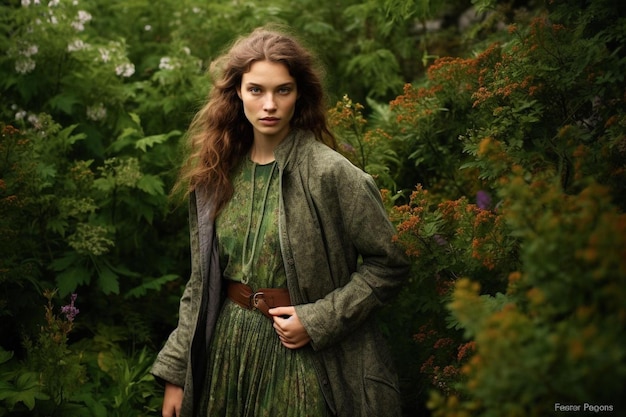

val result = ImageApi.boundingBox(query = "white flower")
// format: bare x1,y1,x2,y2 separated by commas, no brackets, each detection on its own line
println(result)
77,10,92,23
27,113,40,128
159,57,177,71
183,47,191,55
72,10,92,31
67,39,88,52
98,47,111,62
48,14,58,24
15,110,27,120
22,0,31,6
86,103,107,121
15,58,36,74
22,44,38,57
144,25,152,31
48,0,59,6
115,63,135,77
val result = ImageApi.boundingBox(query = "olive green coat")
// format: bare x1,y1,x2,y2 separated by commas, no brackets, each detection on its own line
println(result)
151,129,410,416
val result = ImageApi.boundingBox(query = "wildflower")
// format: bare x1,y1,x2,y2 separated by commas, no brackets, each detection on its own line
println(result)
22,0,31,6
98,47,111,62
15,110,27,120
339,143,355,153
144,24,152,31
60,293,80,322
68,223,114,255
115,62,135,77
476,190,492,210
433,234,447,246
21,44,39,57
86,103,107,121
67,39,88,52
16,58,36,74
77,10,92,23
48,0,59,6
159,57,176,70
72,10,92,31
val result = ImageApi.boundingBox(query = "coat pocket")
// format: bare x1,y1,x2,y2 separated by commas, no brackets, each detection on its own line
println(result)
363,374,401,416
361,335,402,417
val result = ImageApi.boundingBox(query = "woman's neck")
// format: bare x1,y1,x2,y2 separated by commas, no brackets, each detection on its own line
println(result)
250,130,290,164
249,144,276,164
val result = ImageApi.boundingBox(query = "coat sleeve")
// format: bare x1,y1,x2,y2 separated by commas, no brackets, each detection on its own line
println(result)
294,164,410,351
150,196,201,387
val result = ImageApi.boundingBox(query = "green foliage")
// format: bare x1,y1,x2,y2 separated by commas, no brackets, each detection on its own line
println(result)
329,95,402,191
377,0,626,415
0,292,160,417
3,0,625,415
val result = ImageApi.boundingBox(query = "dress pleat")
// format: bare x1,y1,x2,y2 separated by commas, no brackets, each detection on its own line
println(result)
204,158,329,417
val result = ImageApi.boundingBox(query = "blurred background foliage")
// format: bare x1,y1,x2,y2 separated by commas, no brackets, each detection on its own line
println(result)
1,0,625,415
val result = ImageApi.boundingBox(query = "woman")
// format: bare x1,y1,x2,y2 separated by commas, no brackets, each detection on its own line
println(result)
151,26,410,417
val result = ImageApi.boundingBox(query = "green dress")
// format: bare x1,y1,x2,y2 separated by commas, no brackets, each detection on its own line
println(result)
204,157,329,417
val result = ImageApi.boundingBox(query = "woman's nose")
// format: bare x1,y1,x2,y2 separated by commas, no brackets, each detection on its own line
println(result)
263,94,277,111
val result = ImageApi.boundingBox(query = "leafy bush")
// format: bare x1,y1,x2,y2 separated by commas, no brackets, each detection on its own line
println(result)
3,0,625,415
380,0,626,414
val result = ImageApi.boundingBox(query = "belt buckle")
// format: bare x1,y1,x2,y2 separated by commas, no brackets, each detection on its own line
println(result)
250,291,265,309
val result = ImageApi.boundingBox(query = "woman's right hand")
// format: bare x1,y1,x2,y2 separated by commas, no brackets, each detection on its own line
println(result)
162,382,184,417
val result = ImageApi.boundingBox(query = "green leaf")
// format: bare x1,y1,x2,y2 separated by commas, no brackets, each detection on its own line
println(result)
98,265,119,295
93,177,115,192
108,125,142,153
3,371,49,410
125,274,179,298
58,124,86,146
137,174,164,196
47,218,69,236
129,112,141,126
135,130,181,152
56,265,91,296
50,252,82,271
48,94,81,115
0,348,13,365
36,163,57,181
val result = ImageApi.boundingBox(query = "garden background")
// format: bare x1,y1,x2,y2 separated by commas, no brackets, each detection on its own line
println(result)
1,0,625,416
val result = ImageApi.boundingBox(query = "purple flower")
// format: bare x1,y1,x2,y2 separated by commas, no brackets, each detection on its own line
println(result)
340,143,355,153
476,190,492,210
61,293,79,322
433,234,448,246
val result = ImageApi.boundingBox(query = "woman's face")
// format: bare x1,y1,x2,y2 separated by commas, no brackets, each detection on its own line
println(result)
237,60,298,143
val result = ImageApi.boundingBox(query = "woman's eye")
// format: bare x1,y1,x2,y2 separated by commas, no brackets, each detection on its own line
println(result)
278,87,292,95
249,87,261,94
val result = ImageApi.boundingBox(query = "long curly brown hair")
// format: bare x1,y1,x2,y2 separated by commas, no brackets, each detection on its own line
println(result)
174,26,336,217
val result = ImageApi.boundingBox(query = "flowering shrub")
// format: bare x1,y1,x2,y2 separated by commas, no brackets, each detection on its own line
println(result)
380,0,626,414
328,95,401,191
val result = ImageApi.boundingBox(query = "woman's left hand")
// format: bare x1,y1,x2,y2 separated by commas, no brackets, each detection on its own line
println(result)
269,306,311,349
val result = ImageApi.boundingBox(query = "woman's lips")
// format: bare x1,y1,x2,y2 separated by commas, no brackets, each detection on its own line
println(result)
260,117,280,126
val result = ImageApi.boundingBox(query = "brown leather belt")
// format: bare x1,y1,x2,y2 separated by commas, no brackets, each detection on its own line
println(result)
226,281,291,320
